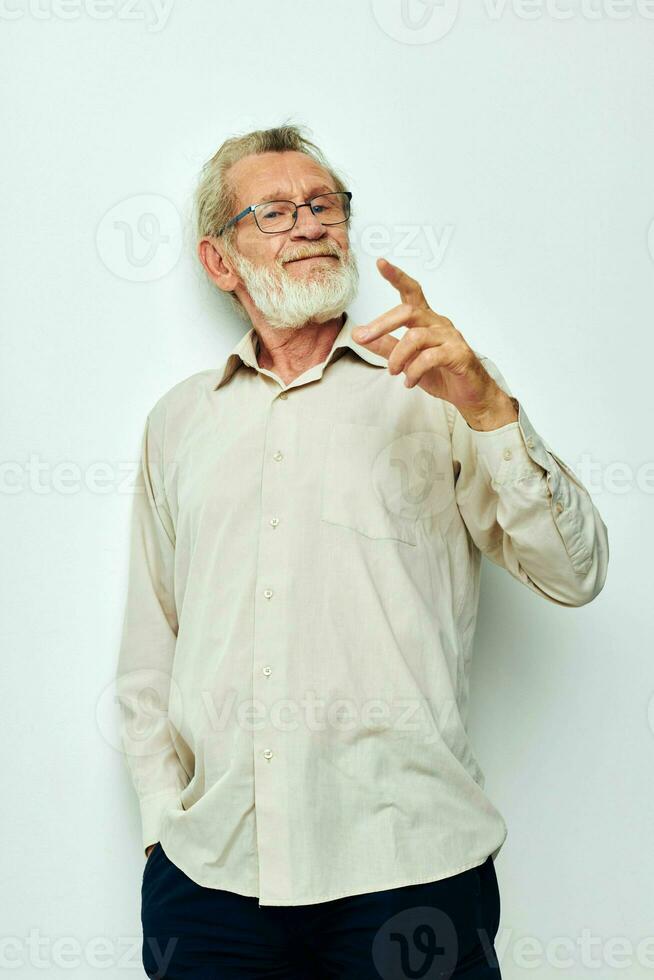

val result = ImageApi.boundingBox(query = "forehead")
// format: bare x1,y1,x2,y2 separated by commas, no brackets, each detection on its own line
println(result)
228,151,336,206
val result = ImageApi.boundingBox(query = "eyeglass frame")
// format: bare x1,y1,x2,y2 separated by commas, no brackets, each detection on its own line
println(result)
215,190,353,237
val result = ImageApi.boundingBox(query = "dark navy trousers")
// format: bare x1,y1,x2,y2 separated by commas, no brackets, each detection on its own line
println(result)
141,842,502,979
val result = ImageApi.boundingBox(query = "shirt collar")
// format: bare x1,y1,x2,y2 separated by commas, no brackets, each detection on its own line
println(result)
212,310,386,390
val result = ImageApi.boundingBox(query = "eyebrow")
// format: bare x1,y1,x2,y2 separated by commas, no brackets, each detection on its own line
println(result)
252,184,336,204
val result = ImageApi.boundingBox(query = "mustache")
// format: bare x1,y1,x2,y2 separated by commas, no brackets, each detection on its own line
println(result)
281,243,343,264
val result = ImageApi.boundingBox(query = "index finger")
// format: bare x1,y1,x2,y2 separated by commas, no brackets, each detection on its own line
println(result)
377,257,429,309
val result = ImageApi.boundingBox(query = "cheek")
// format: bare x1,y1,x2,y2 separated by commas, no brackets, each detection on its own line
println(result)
333,234,352,261
236,225,273,259
253,237,283,266
239,237,282,271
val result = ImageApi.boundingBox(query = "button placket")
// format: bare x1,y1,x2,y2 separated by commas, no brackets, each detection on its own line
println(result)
251,397,294,903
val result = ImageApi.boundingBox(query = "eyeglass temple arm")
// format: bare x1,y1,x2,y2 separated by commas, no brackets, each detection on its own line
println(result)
216,205,254,237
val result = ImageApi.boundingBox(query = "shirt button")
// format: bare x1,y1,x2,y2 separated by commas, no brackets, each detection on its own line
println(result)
273,450,283,461
526,436,535,449
270,517,279,528
503,448,512,460
263,665,272,676
263,588,273,599
555,501,564,514
279,392,288,400
263,749,274,760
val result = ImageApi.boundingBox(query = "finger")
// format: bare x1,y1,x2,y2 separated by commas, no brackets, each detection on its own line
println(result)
377,257,429,309
352,330,400,361
387,326,444,376
352,303,427,343
403,346,444,388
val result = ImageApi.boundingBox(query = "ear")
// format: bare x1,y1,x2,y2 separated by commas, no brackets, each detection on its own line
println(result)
197,237,240,292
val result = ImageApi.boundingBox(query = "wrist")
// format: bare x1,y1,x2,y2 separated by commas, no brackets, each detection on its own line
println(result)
462,392,519,431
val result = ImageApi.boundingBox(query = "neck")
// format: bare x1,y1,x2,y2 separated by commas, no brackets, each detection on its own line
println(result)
254,314,345,387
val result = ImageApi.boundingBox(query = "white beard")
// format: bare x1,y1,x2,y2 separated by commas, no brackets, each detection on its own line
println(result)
225,239,360,330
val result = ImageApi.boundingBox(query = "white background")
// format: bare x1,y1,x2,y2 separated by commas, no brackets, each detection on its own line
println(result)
1,1,652,976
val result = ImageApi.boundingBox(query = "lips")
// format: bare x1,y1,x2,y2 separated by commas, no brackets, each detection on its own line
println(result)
286,254,336,263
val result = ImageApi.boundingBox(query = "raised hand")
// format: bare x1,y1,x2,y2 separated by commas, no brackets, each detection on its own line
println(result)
352,258,518,430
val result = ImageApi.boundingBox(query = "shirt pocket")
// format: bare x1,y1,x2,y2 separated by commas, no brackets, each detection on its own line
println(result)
320,421,452,547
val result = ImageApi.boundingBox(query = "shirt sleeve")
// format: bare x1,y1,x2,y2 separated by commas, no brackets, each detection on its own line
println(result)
115,411,188,854
450,355,609,607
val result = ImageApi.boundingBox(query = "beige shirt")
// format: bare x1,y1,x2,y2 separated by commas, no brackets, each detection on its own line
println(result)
116,311,608,907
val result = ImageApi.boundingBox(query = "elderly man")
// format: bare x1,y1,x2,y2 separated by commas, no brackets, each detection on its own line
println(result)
116,124,608,979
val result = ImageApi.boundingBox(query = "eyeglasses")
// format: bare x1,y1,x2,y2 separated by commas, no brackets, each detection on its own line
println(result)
216,191,352,236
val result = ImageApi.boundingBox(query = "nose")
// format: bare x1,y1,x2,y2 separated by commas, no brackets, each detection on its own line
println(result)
289,202,326,240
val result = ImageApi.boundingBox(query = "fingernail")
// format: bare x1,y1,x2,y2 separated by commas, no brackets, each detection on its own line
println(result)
354,328,370,340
